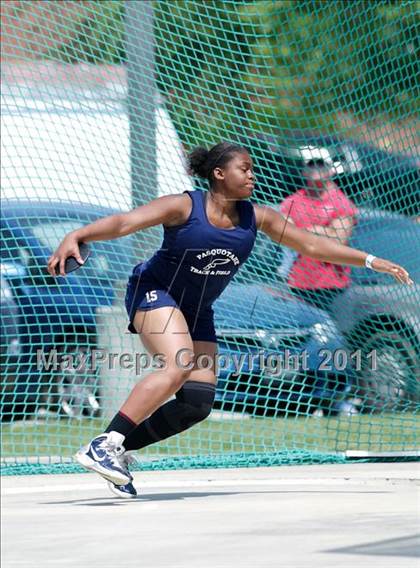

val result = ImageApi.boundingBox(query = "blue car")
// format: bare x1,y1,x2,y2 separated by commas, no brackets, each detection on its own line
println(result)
1,275,21,400
238,208,420,412
332,210,420,411
1,200,132,421
213,282,355,417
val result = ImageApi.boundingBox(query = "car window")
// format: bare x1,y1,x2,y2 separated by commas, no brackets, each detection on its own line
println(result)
350,220,420,283
31,220,114,275
3,216,133,283
0,228,32,266
31,221,84,251
1,229,16,261
0,277,14,301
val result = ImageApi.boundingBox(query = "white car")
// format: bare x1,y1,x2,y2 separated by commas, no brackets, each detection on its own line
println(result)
1,88,193,210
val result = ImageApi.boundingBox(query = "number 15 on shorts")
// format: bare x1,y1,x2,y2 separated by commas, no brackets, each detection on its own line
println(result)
146,290,158,303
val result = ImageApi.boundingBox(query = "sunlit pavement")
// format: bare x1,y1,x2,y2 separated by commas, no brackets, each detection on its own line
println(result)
2,463,419,568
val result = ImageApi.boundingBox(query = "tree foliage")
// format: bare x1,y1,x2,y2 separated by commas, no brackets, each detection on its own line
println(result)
45,0,419,146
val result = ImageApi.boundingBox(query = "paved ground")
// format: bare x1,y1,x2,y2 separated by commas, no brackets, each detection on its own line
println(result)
2,463,419,568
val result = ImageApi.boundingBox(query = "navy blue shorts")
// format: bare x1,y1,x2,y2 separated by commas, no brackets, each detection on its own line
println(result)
124,270,217,344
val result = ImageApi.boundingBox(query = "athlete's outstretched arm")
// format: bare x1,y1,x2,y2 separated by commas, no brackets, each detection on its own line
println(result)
254,204,413,285
47,194,190,276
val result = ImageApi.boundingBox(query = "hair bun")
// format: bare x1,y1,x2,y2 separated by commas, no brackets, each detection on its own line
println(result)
188,146,210,178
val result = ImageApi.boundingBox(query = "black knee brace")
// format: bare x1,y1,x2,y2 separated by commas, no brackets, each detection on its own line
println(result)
123,381,216,452
175,380,216,425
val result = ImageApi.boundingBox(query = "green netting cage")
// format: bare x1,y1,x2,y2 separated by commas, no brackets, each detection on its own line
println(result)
1,0,419,475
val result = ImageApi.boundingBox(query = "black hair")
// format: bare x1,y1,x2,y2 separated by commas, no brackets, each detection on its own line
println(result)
188,141,249,185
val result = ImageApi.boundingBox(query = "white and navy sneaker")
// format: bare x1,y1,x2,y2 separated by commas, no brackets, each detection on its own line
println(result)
74,431,131,485
107,480,137,499
107,453,138,499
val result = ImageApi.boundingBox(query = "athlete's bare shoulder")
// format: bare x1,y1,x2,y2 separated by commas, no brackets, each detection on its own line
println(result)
162,192,193,227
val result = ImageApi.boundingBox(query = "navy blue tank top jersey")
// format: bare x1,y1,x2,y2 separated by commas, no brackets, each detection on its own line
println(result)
133,189,257,311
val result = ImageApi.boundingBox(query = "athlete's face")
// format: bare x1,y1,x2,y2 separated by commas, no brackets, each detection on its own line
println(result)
213,152,255,198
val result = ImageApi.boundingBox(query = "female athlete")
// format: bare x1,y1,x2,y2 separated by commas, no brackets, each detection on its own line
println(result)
47,142,413,498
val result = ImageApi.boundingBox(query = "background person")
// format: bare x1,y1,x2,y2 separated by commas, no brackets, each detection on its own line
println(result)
280,154,358,311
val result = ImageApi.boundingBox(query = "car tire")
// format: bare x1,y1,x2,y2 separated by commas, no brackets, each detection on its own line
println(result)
43,335,100,419
354,330,419,413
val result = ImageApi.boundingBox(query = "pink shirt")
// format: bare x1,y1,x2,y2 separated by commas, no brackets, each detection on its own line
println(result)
280,186,358,290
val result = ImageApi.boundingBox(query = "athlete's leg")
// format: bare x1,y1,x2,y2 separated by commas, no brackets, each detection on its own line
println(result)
117,306,196,424
105,336,217,494
75,306,195,482
187,340,218,385
123,340,217,451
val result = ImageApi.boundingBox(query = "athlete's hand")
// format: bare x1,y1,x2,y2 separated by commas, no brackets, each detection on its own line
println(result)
371,257,414,285
47,234,85,277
